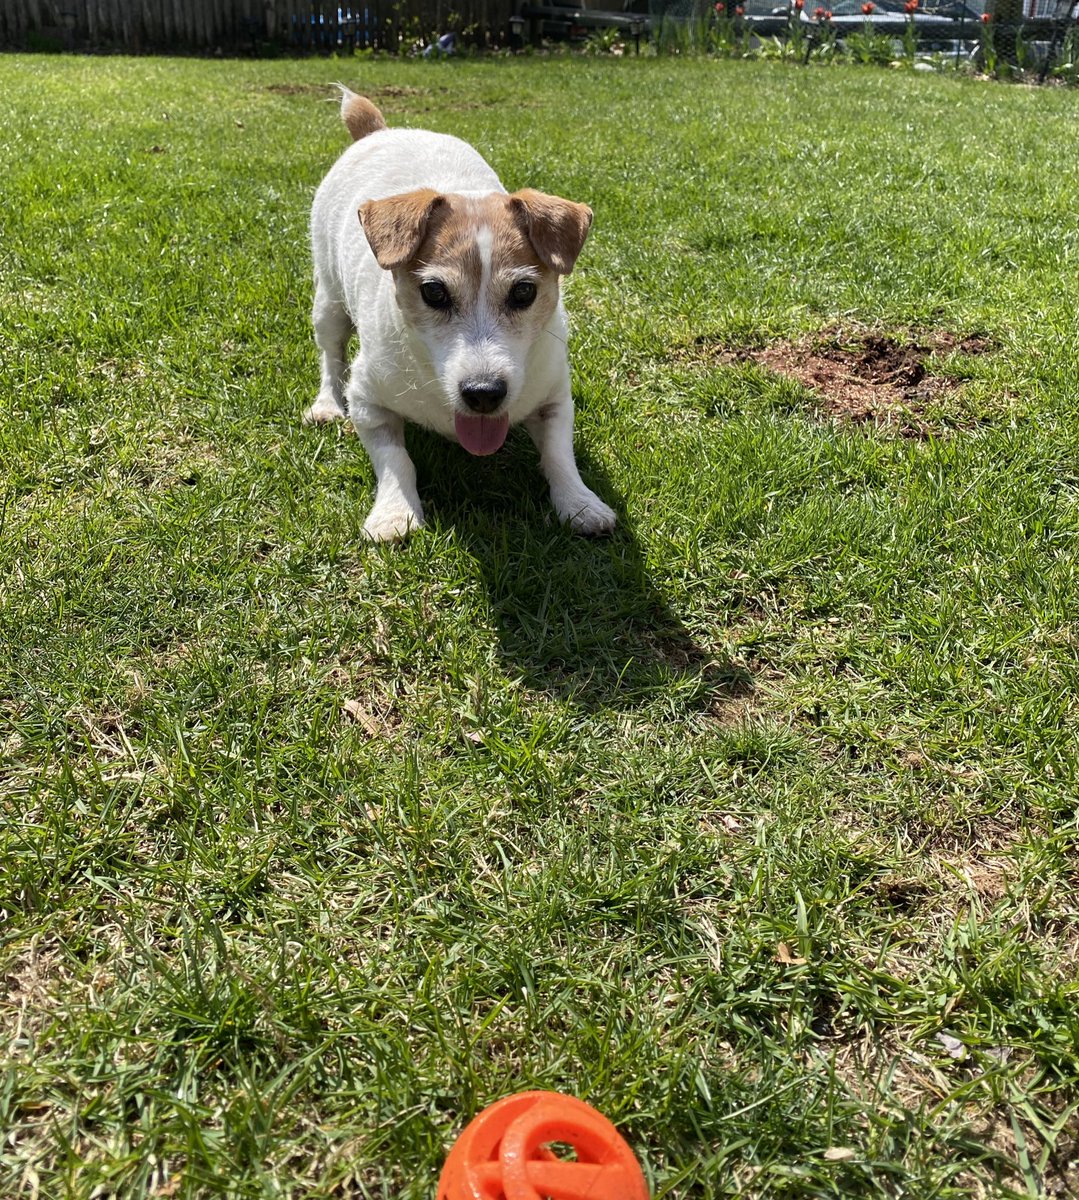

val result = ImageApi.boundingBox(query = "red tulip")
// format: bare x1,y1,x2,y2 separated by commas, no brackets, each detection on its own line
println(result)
980,10,991,19
861,2,875,13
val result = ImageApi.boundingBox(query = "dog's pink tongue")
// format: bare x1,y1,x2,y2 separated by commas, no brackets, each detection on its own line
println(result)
454,411,510,456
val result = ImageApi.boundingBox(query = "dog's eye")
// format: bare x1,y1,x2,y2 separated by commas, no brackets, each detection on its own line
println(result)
420,280,452,310
508,280,537,310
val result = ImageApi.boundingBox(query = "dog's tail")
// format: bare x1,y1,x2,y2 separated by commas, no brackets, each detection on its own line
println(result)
336,85,387,142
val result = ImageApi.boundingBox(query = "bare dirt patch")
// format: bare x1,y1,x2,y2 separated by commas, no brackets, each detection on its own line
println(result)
262,83,329,96
366,84,428,98
700,327,992,437
3,938,69,1049
262,83,429,98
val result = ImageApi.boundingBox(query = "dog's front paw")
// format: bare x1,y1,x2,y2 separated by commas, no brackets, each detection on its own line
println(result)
302,395,347,426
363,500,424,543
555,489,617,537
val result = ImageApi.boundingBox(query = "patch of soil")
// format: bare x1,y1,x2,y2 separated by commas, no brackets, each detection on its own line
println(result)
262,84,428,98
369,84,428,98
262,83,327,95
701,327,992,437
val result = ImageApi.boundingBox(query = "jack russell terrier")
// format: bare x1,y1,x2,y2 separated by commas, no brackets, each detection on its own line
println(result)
305,88,616,542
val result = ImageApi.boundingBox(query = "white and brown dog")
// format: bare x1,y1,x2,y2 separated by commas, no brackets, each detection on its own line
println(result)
305,88,616,542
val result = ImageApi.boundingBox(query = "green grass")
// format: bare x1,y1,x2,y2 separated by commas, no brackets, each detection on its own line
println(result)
2,52,1079,1199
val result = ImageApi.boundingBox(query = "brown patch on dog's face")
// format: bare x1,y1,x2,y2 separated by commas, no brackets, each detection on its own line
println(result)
412,195,496,302
399,193,561,333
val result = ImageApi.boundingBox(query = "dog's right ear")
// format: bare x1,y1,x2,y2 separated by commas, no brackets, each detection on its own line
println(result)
359,189,445,271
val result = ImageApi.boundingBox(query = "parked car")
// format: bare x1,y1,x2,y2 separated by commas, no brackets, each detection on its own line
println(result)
518,0,650,42
533,0,590,40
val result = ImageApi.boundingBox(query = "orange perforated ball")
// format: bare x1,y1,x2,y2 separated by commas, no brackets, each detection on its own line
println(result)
437,1090,649,1200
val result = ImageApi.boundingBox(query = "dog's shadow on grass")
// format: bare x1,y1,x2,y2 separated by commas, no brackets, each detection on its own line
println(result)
408,426,752,714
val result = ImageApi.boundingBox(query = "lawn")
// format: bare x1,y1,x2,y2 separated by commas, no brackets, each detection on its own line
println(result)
2,51,1078,1199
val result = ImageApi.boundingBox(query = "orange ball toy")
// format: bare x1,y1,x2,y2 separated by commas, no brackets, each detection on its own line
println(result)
437,1090,649,1200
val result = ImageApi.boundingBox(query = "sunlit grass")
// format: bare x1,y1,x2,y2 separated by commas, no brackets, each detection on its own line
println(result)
2,52,1078,1198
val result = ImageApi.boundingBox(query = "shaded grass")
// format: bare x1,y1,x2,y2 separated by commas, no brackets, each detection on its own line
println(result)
2,53,1079,1198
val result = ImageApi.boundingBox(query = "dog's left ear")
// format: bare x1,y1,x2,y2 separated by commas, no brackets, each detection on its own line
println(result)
508,189,593,276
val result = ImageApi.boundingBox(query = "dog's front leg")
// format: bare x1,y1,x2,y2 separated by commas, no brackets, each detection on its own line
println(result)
352,408,424,542
526,399,616,536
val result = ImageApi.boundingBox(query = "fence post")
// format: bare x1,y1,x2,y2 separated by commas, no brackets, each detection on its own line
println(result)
991,0,1023,59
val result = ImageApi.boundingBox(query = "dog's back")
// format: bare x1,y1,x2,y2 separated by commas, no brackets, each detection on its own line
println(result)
312,91,505,286
322,89,504,203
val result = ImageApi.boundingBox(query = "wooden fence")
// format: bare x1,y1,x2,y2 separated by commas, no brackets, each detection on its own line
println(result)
4,0,1076,54
0,0,516,52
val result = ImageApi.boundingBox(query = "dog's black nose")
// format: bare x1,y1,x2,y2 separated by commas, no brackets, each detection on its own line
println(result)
460,378,508,414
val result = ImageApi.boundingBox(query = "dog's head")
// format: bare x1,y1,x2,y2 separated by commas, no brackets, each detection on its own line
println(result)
359,188,592,454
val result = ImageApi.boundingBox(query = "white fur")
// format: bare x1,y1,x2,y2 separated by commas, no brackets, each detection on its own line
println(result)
305,94,616,542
